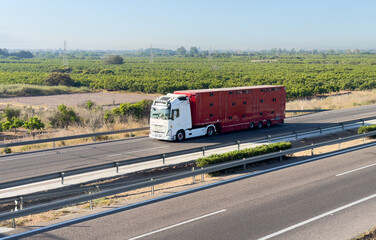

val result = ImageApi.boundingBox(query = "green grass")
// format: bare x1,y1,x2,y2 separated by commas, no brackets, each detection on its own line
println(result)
0,84,91,97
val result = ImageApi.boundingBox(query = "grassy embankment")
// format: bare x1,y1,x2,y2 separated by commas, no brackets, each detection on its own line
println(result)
0,84,91,97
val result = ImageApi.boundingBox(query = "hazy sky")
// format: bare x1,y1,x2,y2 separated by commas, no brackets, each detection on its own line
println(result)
1,0,375,50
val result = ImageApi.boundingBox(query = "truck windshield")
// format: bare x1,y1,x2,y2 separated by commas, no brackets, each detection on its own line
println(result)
151,107,170,120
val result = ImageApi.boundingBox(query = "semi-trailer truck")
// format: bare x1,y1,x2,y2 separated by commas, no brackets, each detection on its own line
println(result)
149,85,286,141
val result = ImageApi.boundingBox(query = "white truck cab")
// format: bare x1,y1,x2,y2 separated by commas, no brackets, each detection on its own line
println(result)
149,93,214,141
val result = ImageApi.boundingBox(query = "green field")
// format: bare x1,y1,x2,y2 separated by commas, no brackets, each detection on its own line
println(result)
1,53,376,99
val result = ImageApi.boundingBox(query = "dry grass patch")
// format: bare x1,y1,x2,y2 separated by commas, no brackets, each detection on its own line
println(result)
287,90,376,111
353,228,376,240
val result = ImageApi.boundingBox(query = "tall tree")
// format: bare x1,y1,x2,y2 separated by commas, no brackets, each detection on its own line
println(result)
190,46,199,55
177,46,187,55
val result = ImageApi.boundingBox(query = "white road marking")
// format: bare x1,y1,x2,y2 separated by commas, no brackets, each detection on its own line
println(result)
0,152,55,162
258,193,376,240
107,145,170,157
106,153,122,158
128,209,227,240
336,162,376,177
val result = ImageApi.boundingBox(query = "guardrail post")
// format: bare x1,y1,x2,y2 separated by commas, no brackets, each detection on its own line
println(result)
201,167,204,182
311,143,314,156
268,135,271,143
279,150,283,162
192,167,195,184
363,132,366,143
53,141,55,148
14,200,18,212
115,162,119,174
237,141,240,151
162,154,166,165
19,197,23,210
89,191,93,210
202,147,205,156
243,158,246,172
61,172,65,185
151,178,154,195
339,137,341,149
294,130,298,139
11,209,16,229
131,131,133,137
319,127,322,134
94,136,96,142
362,119,365,126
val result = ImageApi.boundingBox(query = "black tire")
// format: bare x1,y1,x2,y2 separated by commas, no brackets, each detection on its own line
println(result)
176,130,185,141
250,122,255,129
207,126,215,136
257,121,263,129
266,120,271,128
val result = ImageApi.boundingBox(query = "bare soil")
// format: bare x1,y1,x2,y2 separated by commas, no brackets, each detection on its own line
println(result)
0,91,161,110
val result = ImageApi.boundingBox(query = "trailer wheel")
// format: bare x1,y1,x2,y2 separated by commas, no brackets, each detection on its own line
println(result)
207,126,215,136
176,130,185,141
266,120,271,128
250,122,255,129
257,121,263,129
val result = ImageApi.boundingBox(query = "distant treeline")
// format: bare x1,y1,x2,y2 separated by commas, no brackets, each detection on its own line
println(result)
0,48,34,59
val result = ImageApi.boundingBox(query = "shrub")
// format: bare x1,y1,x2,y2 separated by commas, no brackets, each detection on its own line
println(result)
111,99,153,121
85,100,95,110
44,73,75,86
23,116,45,133
358,125,376,138
196,141,292,168
2,106,20,120
49,104,80,128
103,55,123,65
3,147,12,154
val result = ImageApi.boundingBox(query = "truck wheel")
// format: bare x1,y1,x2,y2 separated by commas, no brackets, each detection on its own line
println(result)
257,121,263,129
207,126,215,136
250,122,255,129
266,120,271,128
176,130,185,141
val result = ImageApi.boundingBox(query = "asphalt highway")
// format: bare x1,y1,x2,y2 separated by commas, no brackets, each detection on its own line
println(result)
7,139,376,239
1,104,376,184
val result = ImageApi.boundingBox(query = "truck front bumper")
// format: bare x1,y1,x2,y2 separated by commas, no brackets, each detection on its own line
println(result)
149,129,174,141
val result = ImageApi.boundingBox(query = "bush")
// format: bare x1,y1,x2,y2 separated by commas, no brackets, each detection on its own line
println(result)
85,100,95,110
23,116,45,133
3,147,12,154
44,73,75,86
358,125,376,138
111,99,153,120
103,55,123,65
196,141,292,168
49,104,80,128
2,106,20,120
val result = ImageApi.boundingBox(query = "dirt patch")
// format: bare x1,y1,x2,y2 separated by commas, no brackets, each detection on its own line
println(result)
0,91,161,110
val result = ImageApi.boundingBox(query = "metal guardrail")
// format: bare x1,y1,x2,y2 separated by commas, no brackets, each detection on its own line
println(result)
0,109,327,149
1,129,376,222
0,127,149,149
0,116,375,190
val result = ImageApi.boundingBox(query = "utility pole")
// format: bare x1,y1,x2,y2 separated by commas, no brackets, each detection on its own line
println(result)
149,44,154,64
63,40,68,66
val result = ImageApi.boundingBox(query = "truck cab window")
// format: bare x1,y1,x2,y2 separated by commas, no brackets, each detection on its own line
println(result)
172,109,179,120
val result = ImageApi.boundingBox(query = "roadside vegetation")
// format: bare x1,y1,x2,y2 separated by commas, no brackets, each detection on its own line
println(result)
0,99,153,154
196,142,292,176
0,84,90,97
354,228,376,240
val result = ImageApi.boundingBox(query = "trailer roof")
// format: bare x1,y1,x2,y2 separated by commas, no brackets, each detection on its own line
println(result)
174,85,284,94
